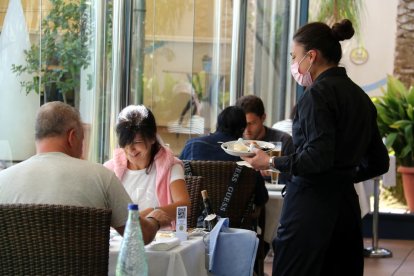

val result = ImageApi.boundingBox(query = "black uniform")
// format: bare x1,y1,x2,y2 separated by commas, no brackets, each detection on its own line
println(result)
272,67,389,276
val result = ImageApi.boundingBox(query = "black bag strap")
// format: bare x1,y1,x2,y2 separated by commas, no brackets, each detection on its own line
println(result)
240,192,256,229
183,160,193,176
216,164,244,218
183,161,247,224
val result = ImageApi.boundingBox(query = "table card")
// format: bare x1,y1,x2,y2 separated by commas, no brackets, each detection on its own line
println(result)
176,206,188,241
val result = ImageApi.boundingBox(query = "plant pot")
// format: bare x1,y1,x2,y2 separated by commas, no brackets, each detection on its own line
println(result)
397,166,414,212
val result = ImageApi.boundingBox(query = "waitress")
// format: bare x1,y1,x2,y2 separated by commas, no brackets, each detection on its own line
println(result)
243,19,389,275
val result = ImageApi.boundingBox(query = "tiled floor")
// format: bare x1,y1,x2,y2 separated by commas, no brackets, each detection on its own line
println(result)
263,239,414,276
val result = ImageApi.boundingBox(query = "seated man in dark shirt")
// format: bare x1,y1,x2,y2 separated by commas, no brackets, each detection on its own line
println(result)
236,95,295,184
179,106,268,215
180,106,245,161
180,106,268,275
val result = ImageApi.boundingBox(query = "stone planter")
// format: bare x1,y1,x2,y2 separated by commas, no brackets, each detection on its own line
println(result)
397,166,414,212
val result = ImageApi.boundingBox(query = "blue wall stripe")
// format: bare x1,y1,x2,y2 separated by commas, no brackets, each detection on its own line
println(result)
361,78,387,93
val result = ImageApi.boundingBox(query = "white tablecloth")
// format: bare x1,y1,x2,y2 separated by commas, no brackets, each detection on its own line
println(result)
356,155,397,217
263,175,384,243
109,234,208,276
264,189,284,243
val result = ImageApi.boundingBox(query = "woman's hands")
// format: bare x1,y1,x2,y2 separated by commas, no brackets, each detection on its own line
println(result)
146,208,173,229
241,147,272,171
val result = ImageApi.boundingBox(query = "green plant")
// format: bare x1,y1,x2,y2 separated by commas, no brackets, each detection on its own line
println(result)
12,0,90,106
374,75,414,166
310,0,364,41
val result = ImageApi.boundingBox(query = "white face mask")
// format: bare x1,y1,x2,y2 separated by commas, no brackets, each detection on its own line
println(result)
290,52,313,87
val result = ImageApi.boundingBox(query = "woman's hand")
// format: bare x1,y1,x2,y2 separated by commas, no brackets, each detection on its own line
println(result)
140,207,155,218
241,147,272,170
261,170,272,177
146,208,173,228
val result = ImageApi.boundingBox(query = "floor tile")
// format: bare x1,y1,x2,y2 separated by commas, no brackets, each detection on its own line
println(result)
262,239,414,276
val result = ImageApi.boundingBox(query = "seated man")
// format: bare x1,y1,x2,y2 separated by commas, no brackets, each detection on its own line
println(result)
236,95,295,183
0,101,171,244
179,106,246,161
179,105,268,218
180,106,268,275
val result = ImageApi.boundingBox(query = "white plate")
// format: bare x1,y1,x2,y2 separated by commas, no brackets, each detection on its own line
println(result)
221,140,275,157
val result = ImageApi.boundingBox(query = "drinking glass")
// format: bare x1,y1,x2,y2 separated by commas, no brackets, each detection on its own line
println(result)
268,142,282,184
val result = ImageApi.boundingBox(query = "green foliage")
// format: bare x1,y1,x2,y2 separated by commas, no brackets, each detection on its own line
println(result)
374,76,414,166
191,72,205,101
11,0,91,99
310,0,363,42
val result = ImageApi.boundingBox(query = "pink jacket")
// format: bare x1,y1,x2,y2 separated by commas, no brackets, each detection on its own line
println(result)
104,146,183,206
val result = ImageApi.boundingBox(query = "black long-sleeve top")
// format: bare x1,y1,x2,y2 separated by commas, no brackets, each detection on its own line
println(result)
274,67,389,183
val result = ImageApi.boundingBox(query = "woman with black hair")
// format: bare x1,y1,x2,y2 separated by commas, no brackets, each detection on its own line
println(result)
105,105,190,224
243,20,389,275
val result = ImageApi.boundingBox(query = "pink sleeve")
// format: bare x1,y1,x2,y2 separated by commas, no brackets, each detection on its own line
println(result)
103,159,115,171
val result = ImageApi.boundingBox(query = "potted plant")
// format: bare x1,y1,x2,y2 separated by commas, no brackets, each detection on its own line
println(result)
11,0,91,109
374,75,414,211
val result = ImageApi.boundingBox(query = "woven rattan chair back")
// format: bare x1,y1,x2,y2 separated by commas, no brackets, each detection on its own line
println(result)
184,175,204,228
0,204,112,275
184,160,257,229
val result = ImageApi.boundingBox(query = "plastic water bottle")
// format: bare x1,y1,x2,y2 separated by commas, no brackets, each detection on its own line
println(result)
116,204,148,276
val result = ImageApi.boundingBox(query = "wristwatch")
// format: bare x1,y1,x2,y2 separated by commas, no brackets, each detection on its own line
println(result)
269,156,276,170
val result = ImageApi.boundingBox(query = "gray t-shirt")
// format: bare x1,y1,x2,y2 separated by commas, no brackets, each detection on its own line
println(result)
0,152,131,228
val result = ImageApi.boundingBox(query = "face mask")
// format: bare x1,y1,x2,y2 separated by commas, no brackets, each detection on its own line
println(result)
290,52,313,87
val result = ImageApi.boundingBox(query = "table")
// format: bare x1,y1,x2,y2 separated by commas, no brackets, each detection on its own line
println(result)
264,187,284,243
263,182,373,244
109,233,208,276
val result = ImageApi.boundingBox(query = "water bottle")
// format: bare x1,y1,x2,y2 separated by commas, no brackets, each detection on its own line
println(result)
116,204,148,276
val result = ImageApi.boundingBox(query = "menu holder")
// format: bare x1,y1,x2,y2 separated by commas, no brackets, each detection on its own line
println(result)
176,206,188,241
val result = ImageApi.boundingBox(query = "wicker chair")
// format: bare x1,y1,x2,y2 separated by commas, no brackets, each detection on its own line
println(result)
184,160,266,275
0,204,112,275
184,175,204,228
183,160,258,229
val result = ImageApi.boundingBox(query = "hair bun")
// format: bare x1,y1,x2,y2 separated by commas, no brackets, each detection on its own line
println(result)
331,19,355,41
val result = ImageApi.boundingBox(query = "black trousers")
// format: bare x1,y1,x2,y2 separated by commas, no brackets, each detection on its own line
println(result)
272,177,363,276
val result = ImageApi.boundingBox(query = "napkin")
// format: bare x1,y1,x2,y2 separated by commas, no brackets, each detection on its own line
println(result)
208,218,258,276
382,155,396,187
236,161,253,168
147,237,180,251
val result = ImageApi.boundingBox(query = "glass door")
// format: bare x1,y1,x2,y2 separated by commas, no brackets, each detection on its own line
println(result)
126,0,235,155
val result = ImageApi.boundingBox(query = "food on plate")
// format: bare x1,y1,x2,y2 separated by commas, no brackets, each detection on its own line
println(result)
232,138,250,152
233,142,249,152
222,138,272,156
155,231,175,240
250,141,259,147
249,141,260,152
232,139,262,152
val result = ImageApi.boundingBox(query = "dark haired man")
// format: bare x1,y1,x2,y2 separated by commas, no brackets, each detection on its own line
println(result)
179,106,247,161
179,105,269,275
236,95,294,183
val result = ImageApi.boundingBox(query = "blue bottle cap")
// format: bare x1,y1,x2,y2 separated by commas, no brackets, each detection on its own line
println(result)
128,203,138,210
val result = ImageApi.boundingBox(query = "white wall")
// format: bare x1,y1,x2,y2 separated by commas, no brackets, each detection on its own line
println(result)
341,0,398,97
